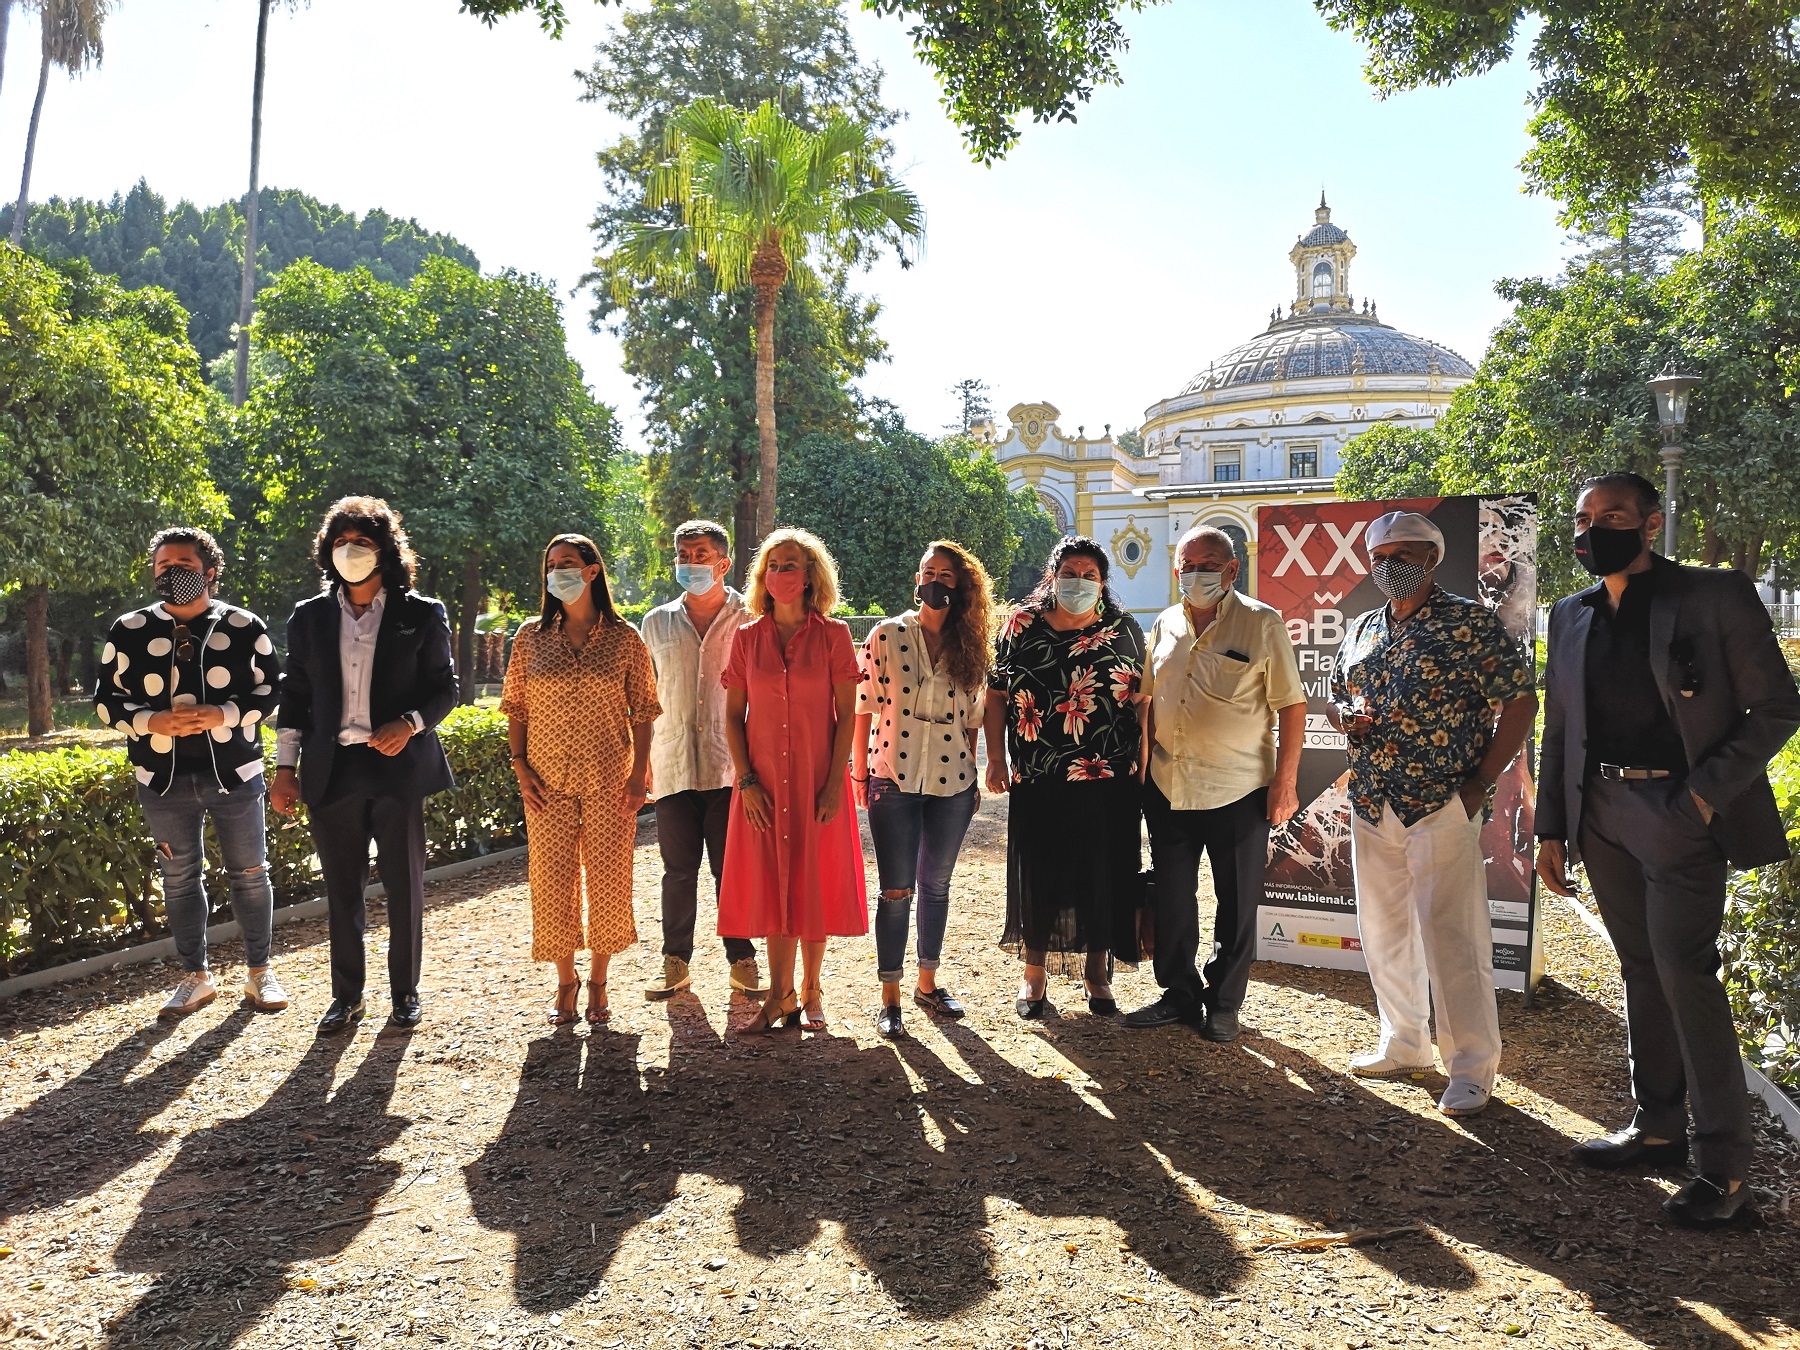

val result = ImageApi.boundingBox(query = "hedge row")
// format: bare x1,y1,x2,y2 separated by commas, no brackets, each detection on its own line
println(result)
0,705,522,976
1723,735,1800,1091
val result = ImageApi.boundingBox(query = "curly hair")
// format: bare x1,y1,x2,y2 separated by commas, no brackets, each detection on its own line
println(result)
1022,534,1121,619
314,496,418,593
148,526,224,585
539,533,620,627
746,527,841,616
919,540,995,694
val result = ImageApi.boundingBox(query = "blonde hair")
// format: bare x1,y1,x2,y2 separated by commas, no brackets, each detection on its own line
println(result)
746,527,841,616
921,540,996,694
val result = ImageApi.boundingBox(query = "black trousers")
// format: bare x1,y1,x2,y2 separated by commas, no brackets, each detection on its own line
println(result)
311,746,427,1004
1143,780,1269,1015
655,788,754,965
1578,775,1751,1180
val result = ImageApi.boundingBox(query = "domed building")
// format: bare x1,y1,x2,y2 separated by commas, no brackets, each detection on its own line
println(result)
992,196,1475,621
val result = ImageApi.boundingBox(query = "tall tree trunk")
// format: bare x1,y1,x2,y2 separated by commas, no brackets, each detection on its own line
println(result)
732,487,756,589
458,550,481,704
54,630,72,694
22,583,51,736
1701,518,1725,568
234,0,272,408
0,1,13,104
747,236,788,547
10,47,49,247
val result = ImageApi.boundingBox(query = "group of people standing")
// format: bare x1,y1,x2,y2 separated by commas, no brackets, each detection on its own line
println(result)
96,467,1799,1234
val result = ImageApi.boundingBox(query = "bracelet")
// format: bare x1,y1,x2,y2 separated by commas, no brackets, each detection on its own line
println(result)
510,754,527,764
738,772,759,788
851,775,868,783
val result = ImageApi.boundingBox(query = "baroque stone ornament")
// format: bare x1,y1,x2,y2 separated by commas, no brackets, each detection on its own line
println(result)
1110,517,1154,579
1008,401,1060,452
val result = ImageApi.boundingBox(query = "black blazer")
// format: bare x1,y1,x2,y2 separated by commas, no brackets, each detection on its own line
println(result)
1539,555,1800,868
278,587,459,807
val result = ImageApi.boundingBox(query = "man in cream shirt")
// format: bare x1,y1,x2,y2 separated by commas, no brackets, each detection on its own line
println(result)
1125,525,1306,1041
640,519,763,1000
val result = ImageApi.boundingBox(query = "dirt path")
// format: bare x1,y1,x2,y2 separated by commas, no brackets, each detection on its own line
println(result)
1,797,1795,1349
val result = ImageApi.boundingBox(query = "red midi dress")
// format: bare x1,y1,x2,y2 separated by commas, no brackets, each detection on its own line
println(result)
717,611,869,941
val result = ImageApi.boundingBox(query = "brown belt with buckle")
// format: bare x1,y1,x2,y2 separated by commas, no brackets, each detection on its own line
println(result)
1599,764,1673,781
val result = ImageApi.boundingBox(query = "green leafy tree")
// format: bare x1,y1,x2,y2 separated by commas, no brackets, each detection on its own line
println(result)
606,97,922,548
948,376,991,433
0,248,225,735
579,0,900,573
1565,172,1703,278
234,257,618,692
776,413,1030,611
1004,483,1062,600
10,0,108,246
1333,421,1449,502
4,181,478,363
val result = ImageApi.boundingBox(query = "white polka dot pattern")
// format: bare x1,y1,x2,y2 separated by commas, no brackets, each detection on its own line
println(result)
143,672,165,697
147,637,172,657
205,665,231,689
207,631,231,651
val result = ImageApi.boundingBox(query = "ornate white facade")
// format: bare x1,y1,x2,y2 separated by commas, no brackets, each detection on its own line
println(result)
993,197,1476,622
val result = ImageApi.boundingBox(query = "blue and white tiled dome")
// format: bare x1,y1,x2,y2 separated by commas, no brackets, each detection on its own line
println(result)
1179,319,1474,395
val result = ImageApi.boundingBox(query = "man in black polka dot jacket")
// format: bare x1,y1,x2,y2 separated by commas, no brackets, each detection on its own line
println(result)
92,527,287,1020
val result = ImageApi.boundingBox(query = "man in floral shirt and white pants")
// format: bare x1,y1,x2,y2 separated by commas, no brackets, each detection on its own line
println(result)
1328,511,1536,1117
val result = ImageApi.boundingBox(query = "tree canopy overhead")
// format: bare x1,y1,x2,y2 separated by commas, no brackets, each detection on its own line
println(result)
3,181,478,363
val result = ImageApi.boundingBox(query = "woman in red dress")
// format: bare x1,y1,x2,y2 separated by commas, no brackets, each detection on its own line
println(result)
719,527,867,1032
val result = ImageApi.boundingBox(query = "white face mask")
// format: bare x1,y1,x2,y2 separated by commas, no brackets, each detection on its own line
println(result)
332,541,379,584
1180,569,1228,607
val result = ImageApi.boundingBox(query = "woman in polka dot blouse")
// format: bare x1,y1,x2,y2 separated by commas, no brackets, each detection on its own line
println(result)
852,541,995,1039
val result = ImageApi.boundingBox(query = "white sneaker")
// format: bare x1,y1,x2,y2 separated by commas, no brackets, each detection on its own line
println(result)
1349,1049,1434,1079
159,969,218,1019
729,957,767,997
244,967,289,1011
644,955,691,1000
1438,1081,1491,1117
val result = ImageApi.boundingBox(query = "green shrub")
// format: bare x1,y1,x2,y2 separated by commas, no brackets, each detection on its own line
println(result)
0,711,523,976
1723,736,1800,1090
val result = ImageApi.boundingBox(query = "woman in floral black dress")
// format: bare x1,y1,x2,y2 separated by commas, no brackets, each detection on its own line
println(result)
983,536,1146,1018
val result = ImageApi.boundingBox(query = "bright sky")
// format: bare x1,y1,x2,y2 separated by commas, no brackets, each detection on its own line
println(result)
0,0,1568,444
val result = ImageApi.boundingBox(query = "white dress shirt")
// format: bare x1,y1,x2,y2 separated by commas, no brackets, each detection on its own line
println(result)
855,612,984,795
276,588,422,768
641,587,748,797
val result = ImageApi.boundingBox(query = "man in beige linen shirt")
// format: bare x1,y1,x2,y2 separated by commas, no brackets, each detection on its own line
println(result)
1124,526,1306,1041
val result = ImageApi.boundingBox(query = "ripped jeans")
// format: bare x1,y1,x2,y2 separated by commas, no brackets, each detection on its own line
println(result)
866,777,978,984
137,772,274,971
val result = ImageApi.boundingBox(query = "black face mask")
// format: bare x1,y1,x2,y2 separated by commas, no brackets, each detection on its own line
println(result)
916,580,955,611
154,566,208,606
1574,525,1646,578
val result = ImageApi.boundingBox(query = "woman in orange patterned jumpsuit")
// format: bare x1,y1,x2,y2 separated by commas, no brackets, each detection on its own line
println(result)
503,535,661,1025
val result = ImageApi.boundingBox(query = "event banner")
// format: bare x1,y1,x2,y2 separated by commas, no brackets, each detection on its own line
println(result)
1254,493,1544,993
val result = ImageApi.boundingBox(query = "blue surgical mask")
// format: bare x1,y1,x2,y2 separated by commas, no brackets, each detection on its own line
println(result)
1180,569,1227,607
547,568,588,603
1055,577,1102,614
674,563,717,596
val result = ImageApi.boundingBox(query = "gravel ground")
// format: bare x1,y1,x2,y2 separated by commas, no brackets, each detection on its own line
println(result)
1,794,1796,1349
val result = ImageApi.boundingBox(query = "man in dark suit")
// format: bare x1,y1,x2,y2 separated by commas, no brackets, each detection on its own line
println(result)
271,497,458,1034
1538,471,1800,1230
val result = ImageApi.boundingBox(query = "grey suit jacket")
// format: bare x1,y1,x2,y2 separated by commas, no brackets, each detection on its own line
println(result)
1538,555,1800,869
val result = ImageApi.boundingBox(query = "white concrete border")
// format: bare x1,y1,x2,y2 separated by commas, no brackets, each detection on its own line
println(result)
1560,893,1799,1141
0,846,526,1002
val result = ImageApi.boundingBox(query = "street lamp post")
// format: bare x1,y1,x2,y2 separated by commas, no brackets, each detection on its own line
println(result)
1647,363,1701,558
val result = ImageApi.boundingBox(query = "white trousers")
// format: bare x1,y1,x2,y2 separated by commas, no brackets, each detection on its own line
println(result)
1350,799,1501,1090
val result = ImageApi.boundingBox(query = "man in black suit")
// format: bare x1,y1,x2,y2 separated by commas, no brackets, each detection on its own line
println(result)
271,497,458,1034
1538,472,1800,1230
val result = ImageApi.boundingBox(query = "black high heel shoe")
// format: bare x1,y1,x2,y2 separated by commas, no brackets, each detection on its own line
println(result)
745,989,800,1034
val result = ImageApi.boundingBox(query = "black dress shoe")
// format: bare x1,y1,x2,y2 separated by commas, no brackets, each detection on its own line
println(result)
317,998,365,1036
1087,996,1119,1016
1199,1008,1241,1042
1123,994,1188,1028
912,987,965,1018
392,991,423,1028
1569,1127,1690,1172
1663,1176,1762,1230
876,1004,904,1039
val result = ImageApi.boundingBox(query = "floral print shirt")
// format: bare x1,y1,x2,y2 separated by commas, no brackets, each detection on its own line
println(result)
989,606,1146,784
1329,587,1535,827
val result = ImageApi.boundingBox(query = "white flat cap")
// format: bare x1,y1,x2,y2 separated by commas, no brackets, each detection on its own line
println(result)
1366,510,1445,558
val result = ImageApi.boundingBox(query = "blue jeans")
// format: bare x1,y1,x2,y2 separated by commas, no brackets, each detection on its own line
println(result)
136,772,274,971
866,778,978,983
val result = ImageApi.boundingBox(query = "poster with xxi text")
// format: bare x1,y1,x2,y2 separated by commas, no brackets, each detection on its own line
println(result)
1254,494,1544,993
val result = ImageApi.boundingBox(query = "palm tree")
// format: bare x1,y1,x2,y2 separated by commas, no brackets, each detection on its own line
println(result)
608,98,922,546
10,0,109,247
233,0,273,407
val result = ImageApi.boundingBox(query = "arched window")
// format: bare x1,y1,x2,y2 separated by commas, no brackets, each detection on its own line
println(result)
1311,261,1334,299
1203,518,1251,592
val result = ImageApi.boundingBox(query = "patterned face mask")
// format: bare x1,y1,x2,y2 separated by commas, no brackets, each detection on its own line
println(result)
154,566,207,606
1371,556,1429,601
